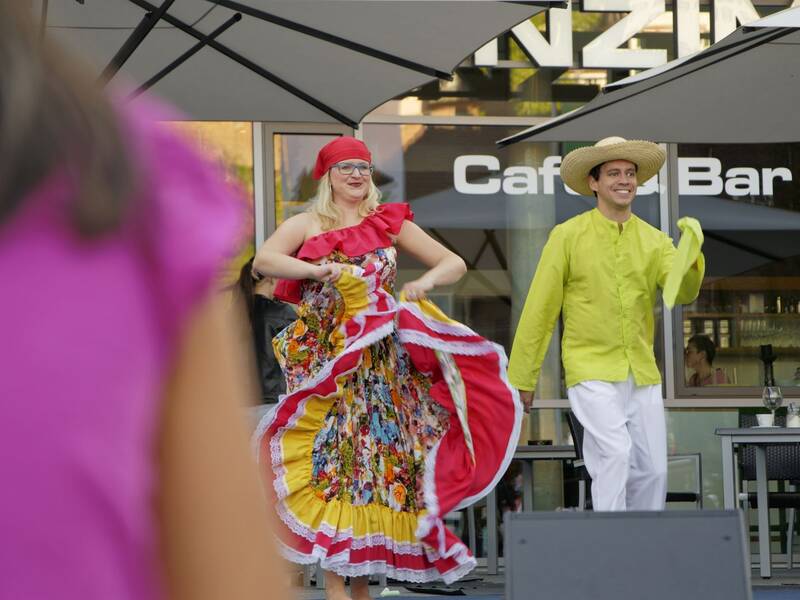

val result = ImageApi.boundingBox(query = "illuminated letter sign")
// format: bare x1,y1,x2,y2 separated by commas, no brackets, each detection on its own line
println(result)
454,155,501,194
475,2,572,67
582,0,667,69
476,0,764,68
712,0,759,42
679,157,723,195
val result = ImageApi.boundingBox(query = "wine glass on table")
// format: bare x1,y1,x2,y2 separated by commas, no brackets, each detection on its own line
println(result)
762,386,783,426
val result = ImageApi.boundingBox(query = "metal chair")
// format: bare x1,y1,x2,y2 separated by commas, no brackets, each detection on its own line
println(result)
566,411,703,510
738,413,800,568
566,412,591,510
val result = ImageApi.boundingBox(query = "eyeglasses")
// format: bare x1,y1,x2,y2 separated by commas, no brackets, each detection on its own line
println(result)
333,162,374,176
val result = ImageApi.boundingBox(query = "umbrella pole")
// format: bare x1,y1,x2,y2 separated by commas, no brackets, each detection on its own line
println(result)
129,13,242,99
101,0,176,84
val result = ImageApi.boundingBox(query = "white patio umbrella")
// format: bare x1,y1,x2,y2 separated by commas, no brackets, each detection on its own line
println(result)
497,6,800,145
37,0,560,125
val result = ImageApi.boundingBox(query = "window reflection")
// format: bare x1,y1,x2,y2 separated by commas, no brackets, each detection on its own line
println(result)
684,334,731,387
164,121,254,286
678,143,800,389
273,133,341,226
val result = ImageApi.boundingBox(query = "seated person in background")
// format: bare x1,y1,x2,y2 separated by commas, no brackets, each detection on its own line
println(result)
685,334,730,386
236,257,297,404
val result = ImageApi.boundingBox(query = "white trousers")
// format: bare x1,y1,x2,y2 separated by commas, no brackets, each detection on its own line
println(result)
567,374,667,511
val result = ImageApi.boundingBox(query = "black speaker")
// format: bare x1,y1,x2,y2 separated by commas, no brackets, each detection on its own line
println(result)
505,510,751,600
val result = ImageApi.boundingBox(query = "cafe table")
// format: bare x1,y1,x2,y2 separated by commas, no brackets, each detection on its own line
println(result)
716,426,800,578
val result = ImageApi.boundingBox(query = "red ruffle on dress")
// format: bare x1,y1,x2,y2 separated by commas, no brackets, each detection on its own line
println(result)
255,202,521,583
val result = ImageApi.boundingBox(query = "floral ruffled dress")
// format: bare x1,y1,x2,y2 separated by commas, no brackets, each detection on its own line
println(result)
254,203,521,583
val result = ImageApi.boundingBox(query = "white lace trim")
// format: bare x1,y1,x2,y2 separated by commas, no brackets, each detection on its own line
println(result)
453,347,523,511
413,435,478,573
278,538,477,584
349,533,424,555
398,330,502,357
275,501,428,556
251,401,278,457
415,438,442,541
400,302,479,338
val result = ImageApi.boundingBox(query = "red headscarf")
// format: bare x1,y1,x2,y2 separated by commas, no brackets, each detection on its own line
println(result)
312,136,372,180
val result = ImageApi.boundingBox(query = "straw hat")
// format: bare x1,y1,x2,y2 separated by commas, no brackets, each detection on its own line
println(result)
560,137,665,197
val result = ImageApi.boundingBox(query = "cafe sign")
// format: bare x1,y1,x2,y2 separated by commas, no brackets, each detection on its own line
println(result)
453,155,793,197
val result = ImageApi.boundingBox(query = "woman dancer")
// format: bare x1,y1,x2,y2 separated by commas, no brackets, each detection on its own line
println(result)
253,137,521,600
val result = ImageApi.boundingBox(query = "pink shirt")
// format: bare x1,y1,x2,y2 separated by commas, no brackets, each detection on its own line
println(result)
0,102,242,599
688,368,730,386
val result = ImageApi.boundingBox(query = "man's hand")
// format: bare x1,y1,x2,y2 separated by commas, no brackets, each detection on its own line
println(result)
518,389,534,413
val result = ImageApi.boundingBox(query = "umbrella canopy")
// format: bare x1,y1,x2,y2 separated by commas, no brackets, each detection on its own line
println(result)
498,6,800,145
38,0,559,125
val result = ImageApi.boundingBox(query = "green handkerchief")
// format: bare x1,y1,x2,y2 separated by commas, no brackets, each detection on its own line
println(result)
663,217,704,308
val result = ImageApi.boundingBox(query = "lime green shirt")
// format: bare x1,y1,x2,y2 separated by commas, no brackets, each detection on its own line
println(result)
508,208,705,392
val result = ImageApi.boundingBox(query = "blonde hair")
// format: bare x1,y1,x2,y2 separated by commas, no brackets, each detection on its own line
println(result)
308,172,382,231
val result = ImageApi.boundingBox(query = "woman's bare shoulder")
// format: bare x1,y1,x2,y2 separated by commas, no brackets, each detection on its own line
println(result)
281,212,312,228
295,212,326,240
279,212,319,238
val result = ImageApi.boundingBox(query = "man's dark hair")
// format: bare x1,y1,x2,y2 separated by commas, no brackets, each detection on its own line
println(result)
688,334,717,365
588,164,603,197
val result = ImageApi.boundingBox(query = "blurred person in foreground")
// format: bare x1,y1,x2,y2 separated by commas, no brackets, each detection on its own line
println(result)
0,4,289,600
685,334,730,386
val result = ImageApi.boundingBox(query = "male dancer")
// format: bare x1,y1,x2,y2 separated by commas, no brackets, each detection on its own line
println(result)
507,137,704,511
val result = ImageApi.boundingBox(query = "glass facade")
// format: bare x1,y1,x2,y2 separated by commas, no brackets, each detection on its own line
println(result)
273,133,342,226
676,143,800,392
171,0,799,565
